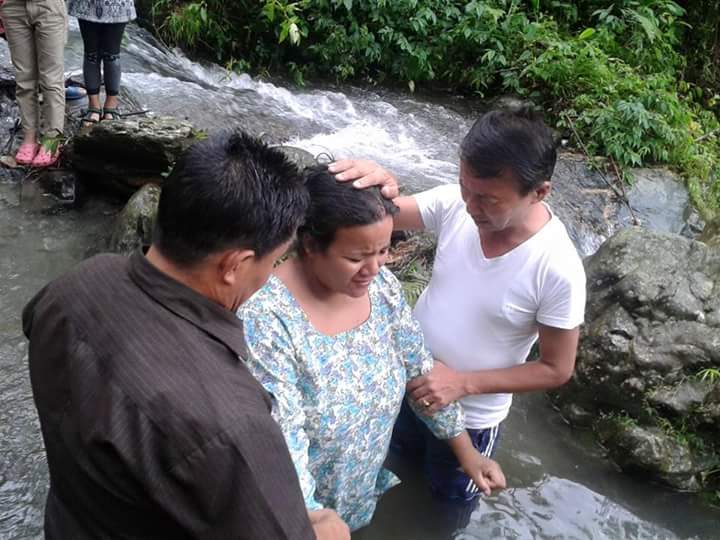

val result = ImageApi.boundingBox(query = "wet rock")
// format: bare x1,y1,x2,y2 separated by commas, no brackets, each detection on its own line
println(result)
596,418,699,491
69,116,200,195
108,183,161,255
561,403,596,426
18,176,69,215
548,153,700,258
0,64,15,98
36,169,82,207
65,84,145,139
648,380,713,418
547,153,624,257
699,218,720,248
681,209,706,239
699,386,720,434
552,227,720,493
625,168,692,235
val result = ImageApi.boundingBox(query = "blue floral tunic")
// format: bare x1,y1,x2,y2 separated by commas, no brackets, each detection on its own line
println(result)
240,267,465,531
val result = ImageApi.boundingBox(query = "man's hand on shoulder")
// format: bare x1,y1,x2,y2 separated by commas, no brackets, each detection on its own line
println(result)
309,509,350,540
329,159,399,199
408,361,468,414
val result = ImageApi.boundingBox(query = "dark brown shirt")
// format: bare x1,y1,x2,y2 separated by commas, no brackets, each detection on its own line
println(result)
22,252,314,540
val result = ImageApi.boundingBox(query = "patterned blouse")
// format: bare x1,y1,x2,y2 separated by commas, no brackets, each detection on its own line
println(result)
68,0,136,23
240,267,465,531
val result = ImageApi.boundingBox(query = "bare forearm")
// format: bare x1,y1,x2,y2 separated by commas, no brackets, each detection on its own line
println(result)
463,359,573,396
447,431,477,463
408,326,578,412
445,432,507,496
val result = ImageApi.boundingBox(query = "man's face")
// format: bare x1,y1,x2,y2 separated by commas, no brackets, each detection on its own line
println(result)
459,160,545,234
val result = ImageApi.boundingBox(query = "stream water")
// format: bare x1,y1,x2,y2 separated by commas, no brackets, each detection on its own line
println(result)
1,21,718,540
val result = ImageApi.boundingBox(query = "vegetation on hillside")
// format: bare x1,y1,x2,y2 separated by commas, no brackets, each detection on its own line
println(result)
139,0,720,219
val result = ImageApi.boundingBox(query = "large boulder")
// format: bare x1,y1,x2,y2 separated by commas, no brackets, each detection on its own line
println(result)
69,116,200,195
547,153,698,257
552,227,720,491
108,183,161,254
595,420,700,491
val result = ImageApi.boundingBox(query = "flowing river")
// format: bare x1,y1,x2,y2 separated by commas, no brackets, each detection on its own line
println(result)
1,21,719,540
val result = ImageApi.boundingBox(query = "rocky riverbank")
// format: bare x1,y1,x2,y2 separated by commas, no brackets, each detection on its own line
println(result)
551,228,719,498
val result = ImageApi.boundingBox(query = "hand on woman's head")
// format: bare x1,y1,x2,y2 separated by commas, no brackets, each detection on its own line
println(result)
328,159,399,199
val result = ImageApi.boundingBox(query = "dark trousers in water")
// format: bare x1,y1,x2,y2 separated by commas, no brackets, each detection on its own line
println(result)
388,398,502,531
78,19,127,96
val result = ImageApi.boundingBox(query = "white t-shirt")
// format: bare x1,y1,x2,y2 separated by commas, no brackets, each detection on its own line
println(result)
413,185,586,429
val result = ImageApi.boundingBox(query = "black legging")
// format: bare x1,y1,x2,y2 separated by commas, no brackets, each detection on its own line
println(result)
78,19,127,97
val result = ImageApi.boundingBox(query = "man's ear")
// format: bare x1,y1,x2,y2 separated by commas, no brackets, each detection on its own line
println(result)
533,181,551,202
219,249,255,286
300,233,320,257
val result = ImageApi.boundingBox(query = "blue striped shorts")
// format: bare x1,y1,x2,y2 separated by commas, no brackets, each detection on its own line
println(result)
389,398,502,503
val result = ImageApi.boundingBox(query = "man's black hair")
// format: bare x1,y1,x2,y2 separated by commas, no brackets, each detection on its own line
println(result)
153,131,310,266
297,164,398,255
460,106,557,194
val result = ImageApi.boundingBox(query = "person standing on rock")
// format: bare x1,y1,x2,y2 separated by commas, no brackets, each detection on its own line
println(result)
69,0,135,126
22,131,350,540
330,107,586,526
0,0,67,167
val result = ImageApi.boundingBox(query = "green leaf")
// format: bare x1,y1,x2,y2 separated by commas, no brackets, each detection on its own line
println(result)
262,3,275,22
279,22,289,43
578,28,595,40
289,22,301,45
629,11,658,43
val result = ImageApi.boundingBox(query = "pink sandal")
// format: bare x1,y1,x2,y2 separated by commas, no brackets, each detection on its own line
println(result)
31,137,63,168
15,142,39,165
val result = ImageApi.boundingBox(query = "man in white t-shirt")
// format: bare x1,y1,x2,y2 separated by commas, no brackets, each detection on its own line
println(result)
330,108,586,510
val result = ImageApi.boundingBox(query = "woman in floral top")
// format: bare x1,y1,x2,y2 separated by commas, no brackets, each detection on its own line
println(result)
240,165,505,532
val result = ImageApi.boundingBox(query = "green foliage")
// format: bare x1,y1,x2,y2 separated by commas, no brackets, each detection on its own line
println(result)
144,0,720,218
153,0,231,54
697,368,720,385
653,415,707,452
608,411,638,429
397,262,430,307
386,233,435,306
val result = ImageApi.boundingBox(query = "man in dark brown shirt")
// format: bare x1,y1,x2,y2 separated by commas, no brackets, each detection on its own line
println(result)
22,132,350,539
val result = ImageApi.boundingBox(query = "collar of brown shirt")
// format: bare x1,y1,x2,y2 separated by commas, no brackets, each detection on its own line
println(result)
128,251,249,361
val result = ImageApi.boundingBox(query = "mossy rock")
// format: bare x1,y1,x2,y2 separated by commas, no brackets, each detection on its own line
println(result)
596,417,700,491
70,117,201,196
553,227,720,494
108,183,161,255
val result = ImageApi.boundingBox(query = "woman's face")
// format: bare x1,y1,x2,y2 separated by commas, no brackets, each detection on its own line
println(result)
306,216,394,298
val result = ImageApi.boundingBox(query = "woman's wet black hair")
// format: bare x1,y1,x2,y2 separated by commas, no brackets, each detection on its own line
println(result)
297,163,399,255
460,105,557,194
